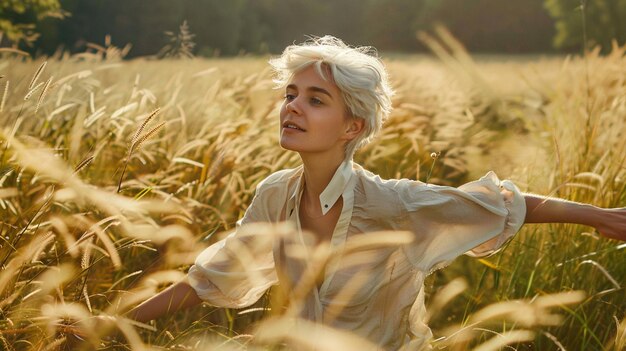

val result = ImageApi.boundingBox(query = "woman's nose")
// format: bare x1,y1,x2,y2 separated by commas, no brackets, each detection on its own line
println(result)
285,97,301,114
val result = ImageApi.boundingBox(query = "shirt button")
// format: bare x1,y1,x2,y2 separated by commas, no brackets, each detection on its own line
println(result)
324,204,329,208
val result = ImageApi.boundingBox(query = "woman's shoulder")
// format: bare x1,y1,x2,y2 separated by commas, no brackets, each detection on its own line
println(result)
354,165,429,196
256,166,302,193
352,165,435,215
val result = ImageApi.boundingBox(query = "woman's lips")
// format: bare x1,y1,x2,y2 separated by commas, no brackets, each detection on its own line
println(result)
282,122,306,131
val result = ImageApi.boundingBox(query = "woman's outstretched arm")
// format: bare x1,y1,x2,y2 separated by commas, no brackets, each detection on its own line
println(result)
127,279,203,323
524,194,626,241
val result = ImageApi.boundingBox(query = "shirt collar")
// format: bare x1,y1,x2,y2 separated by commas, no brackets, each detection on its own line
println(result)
318,159,354,215
286,159,356,219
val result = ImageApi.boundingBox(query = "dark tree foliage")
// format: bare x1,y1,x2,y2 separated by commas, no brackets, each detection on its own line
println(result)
18,0,590,57
425,0,556,53
545,0,626,52
0,0,64,46
37,0,185,55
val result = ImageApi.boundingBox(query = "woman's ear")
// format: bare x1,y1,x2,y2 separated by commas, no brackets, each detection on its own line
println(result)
344,117,365,141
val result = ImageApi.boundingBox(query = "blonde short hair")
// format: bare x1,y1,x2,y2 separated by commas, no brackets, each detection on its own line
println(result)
269,36,394,158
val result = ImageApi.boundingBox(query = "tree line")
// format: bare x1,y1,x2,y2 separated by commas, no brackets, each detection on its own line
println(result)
1,0,625,57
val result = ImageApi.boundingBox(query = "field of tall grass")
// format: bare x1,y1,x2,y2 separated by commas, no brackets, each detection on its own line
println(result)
0,36,625,350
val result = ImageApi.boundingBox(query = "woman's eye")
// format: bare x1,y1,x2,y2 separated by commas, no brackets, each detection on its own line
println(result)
284,94,296,101
310,97,323,105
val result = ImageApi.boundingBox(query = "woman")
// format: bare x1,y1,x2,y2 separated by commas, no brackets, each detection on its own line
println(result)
128,36,626,350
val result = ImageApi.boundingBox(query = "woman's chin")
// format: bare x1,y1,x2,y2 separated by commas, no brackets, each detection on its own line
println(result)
279,139,303,152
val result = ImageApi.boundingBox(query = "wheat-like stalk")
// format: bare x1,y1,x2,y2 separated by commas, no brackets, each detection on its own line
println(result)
117,115,165,193
131,108,160,146
0,47,29,57
83,285,93,313
81,238,93,270
28,61,47,90
0,80,8,113
24,81,44,101
40,337,67,351
0,334,15,351
74,155,95,174
30,232,56,263
132,121,165,151
35,76,53,113
86,42,106,54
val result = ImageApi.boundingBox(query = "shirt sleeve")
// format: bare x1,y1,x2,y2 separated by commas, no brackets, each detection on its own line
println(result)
187,184,279,308
398,171,526,273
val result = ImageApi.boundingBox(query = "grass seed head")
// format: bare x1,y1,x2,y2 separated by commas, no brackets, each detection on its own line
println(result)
28,60,47,90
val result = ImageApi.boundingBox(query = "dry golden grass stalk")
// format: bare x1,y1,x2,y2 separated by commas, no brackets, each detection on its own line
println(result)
83,286,93,313
0,334,15,351
6,132,81,188
0,291,19,312
131,108,161,145
39,337,67,351
28,61,47,90
0,47,30,57
36,263,76,298
81,237,93,269
49,216,78,257
40,302,93,339
472,330,536,351
436,290,586,349
6,133,177,219
255,317,379,351
30,231,56,263
117,110,165,193
73,155,94,174
89,224,121,269
0,232,55,296
23,81,44,101
132,121,165,151
467,290,585,328
124,223,194,248
577,260,621,289
109,270,143,291
0,80,8,112
0,187,17,199
55,69,92,86
541,331,567,351
425,277,468,323
610,316,626,351
86,42,106,53
34,76,53,113
112,102,138,119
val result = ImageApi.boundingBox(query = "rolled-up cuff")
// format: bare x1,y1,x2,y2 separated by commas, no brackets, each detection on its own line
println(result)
187,233,276,308
465,171,527,257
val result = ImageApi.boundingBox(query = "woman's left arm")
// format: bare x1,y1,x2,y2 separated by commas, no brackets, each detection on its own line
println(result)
524,194,626,241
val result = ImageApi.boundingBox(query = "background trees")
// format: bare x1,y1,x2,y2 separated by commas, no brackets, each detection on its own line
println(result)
545,0,626,52
0,0,64,46
1,0,624,57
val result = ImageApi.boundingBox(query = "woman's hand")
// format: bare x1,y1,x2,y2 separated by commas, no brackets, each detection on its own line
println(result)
589,207,626,241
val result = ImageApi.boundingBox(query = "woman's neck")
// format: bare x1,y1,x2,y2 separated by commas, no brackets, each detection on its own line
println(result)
300,151,346,212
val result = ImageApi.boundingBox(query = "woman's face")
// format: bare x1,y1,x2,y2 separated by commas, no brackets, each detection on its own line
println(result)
279,65,360,158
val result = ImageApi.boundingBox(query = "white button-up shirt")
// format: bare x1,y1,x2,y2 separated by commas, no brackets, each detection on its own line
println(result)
188,160,526,350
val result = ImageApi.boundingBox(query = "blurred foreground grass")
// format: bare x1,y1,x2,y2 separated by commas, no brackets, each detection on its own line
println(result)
0,40,625,350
